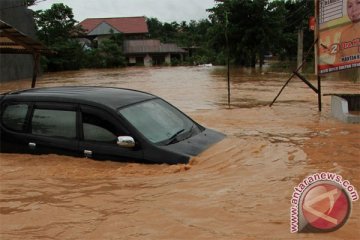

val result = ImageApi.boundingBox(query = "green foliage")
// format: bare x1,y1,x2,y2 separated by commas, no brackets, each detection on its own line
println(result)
25,0,36,6
82,49,102,68
34,4,125,71
279,0,314,61
83,33,126,68
44,40,84,71
34,3,83,45
205,0,315,67
34,3,85,71
208,0,288,67
34,1,317,70
98,38,125,67
146,17,220,64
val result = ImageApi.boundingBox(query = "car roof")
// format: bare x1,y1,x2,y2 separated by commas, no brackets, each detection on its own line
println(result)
2,86,157,110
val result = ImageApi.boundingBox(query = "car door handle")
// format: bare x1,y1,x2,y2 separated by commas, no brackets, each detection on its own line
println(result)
29,142,36,149
84,150,92,158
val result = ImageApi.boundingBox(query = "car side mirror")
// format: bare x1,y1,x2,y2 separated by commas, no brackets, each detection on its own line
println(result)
117,136,135,148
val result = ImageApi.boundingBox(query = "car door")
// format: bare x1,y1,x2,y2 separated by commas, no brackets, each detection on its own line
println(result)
26,103,80,156
0,102,32,153
78,105,143,162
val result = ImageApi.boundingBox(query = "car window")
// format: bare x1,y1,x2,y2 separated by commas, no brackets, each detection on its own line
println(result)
2,104,29,131
82,112,117,142
31,109,76,139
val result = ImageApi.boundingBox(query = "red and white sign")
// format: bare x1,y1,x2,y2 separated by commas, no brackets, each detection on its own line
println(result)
318,0,360,74
290,172,358,233
302,183,350,231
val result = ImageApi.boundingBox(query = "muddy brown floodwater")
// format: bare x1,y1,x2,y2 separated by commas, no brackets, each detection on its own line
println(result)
0,66,359,239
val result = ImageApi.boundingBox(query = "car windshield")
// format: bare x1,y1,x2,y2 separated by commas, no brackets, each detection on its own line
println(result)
118,99,196,144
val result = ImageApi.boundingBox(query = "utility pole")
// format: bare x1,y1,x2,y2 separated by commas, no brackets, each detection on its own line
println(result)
297,28,304,73
216,0,231,107
315,0,321,111
225,11,230,108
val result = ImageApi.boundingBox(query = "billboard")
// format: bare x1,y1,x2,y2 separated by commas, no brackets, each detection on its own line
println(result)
318,0,360,74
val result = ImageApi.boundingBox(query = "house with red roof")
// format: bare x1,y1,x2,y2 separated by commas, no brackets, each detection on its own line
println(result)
79,16,149,40
78,17,186,66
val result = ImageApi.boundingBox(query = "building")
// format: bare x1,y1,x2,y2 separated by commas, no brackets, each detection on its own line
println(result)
0,0,37,82
124,39,186,66
79,17,186,66
79,16,149,42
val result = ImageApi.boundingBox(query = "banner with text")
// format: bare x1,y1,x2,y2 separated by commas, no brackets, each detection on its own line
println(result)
318,0,360,74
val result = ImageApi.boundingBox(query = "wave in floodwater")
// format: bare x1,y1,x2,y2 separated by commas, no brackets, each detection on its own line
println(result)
1,67,359,239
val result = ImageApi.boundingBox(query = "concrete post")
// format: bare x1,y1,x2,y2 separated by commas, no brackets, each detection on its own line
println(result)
297,28,304,73
165,54,171,65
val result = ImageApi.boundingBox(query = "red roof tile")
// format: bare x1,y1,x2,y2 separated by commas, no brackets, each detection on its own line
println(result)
79,17,148,34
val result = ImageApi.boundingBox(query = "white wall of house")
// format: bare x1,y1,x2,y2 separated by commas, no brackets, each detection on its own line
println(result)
144,54,152,67
165,54,171,64
129,57,136,64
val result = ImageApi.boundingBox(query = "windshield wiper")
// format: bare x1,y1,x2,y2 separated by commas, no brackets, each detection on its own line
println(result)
186,124,195,138
165,129,185,145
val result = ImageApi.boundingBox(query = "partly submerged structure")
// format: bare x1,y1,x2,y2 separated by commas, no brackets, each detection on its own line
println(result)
0,0,37,82
0,20,53,87
78,17,186,66
123,39,186,66
330,94,360,123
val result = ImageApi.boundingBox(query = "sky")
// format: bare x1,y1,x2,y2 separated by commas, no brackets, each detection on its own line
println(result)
30,0,217,23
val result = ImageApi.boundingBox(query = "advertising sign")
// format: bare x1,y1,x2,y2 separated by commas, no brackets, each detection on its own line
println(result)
318,0,360,74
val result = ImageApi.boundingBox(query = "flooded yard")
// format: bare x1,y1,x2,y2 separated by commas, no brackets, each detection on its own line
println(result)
0,66,359,239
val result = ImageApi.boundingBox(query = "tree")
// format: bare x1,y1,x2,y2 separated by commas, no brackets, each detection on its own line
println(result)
34,3,83,45
146,17,216,64
279,0,314,61
25,0,36,6
208,0,287,67
83,32,126,68
97,32,125,68
34,3,85,71
147,17,163,39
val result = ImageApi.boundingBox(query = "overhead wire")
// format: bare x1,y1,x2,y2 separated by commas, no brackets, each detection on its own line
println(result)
285,8,312,29
286,6,309,20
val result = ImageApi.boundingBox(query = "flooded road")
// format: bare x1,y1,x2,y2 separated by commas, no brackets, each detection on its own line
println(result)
1,66,359,239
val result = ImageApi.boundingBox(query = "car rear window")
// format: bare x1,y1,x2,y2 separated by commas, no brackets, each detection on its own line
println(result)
31,109,76,139
2,104,29,131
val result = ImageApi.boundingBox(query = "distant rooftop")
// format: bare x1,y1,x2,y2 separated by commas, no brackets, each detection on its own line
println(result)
79,17,149,35
124,40,187,54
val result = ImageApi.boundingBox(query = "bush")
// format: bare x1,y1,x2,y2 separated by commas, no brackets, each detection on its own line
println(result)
45,40,84,72
82,34,126,69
